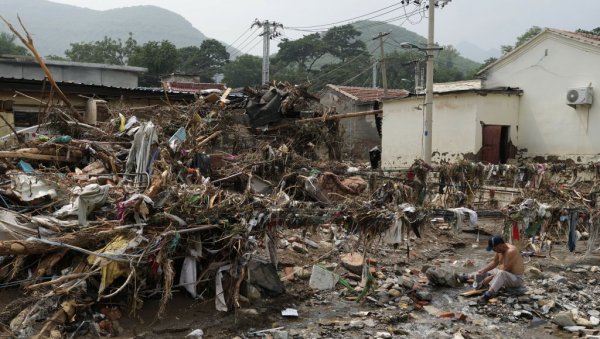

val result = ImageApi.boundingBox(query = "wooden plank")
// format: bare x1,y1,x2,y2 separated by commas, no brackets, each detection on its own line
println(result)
460,288,488,297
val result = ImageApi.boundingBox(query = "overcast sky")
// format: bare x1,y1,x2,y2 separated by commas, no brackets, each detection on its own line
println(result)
50,0,600,57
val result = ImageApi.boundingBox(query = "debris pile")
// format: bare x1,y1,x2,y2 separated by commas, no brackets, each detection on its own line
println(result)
0,82,598,338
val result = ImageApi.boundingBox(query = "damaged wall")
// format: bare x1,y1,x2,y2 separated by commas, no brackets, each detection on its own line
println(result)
320,91,380,159
482,30,600,162
381,92,520,169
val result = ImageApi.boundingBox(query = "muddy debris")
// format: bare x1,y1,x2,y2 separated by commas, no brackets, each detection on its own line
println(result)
0,77,598,338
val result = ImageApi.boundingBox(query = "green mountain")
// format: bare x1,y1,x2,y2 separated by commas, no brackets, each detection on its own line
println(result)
353,20,481,75
0,0,240,57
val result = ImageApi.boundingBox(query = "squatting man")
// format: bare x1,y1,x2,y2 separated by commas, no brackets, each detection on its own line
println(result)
461,235,525,301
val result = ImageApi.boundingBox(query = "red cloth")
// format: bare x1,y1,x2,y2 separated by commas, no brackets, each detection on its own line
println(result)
512,222,520,241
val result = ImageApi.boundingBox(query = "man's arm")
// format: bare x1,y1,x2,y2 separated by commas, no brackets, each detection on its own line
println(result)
478,253,500,274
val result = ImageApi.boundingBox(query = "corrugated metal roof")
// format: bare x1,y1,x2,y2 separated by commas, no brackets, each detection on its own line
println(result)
0,77,195,96
325,84,409,102
0,55,147,73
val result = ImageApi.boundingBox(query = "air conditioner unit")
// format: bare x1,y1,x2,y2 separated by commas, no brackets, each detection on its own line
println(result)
566,87,593,107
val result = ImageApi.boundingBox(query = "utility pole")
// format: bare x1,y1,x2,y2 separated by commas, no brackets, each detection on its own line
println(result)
372,59,378,88
373,32,390,96
252,19,283,85
423,0,435,164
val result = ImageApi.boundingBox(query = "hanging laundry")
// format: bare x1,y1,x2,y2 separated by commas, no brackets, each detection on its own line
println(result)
447,207,478,233
512,222,520,241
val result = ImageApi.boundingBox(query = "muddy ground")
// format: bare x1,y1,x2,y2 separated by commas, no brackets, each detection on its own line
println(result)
1,218,598,339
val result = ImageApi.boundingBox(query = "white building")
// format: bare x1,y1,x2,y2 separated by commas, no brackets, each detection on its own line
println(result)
381,29,600,169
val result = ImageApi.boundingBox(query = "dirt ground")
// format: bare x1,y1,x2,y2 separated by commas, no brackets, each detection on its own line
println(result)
2,218,598,339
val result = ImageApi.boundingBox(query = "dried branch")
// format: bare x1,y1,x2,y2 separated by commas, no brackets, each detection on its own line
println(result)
0,15,83,122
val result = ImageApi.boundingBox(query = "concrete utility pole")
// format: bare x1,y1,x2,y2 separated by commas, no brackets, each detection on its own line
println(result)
252,19,283,85
423,0,435,164
372,59,378,88
373,32,390,96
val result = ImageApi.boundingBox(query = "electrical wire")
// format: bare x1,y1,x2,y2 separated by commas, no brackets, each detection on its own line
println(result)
238,38,263,57
308,44,381,84
230,35,262,58
340,60,379,86
226,26,255,51
286,5,426,34
286,2,407,29
229,27,260,53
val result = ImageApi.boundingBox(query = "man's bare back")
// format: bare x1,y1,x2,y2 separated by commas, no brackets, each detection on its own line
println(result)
496,243,524,275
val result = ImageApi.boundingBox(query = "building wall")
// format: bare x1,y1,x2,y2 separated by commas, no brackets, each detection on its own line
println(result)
320,91,380,159
382,92,520,169
483,34,600,161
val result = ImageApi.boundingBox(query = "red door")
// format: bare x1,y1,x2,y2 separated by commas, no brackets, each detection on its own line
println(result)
482,125,501,164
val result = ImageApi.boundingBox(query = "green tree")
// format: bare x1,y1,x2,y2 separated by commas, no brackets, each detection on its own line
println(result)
45,55,70,61
385,50,423,90
177,39,229,82
310,53,372,89
222,54,262,87
501,26,543,55
0,32,28,55
129,40,178,86
322,25,367,63
576,27,600,36
275,33,326,72
475,57,498,73
65,34,137,65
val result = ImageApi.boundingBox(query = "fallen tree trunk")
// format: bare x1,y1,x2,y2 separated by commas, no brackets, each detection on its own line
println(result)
0,147,83,162
257,109,383,132
0,228,122,256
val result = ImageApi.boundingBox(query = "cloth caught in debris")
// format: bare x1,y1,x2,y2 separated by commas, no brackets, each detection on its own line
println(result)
87,235,136,295
383,213,403,244
512,222,520,241
179,256,198,298
116,194,154,224
125,121,157,186
53,184,110,226
0,208,54,241
215,264,231,312
447,207,478,233
568,212,577,252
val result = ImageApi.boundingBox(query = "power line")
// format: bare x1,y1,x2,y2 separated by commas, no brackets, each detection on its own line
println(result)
229,27,260,52
286,2,407,29
340,60,379,86
286,6,427,34
308,44,381,84
230,35,262,58
242,38,264,56
226,26,255,51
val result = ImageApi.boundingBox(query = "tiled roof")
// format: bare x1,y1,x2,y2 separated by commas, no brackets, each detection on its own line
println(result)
325,84,409,102
546,28,600,48
162,81,226,93
478,28,600,75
